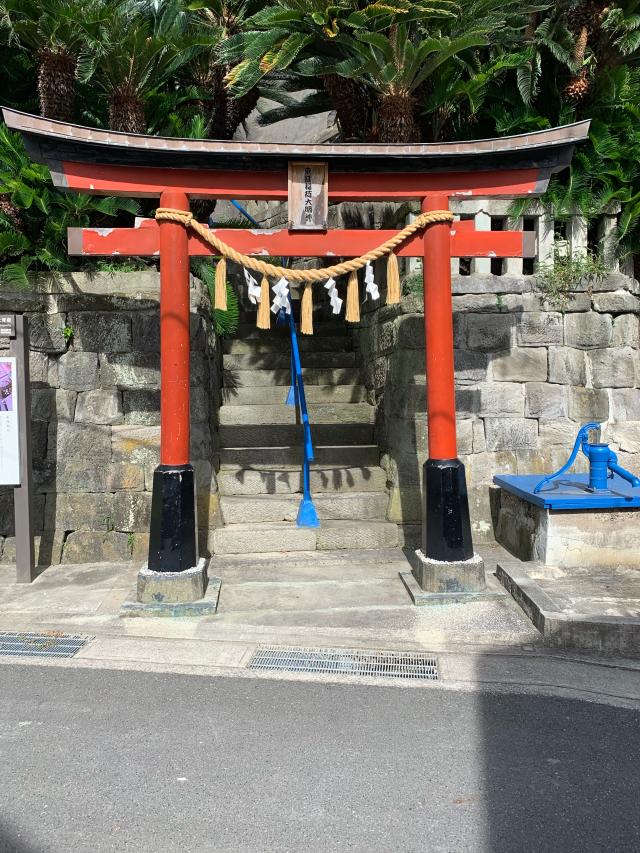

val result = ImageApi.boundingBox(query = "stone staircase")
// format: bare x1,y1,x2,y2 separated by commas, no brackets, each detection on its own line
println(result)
212,317,399,555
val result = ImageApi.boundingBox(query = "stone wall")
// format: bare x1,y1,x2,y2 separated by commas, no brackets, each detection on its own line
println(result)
0,272,221,566
356,271,640,546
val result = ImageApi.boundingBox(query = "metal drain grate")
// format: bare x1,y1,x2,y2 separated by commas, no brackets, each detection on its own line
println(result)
0,632,92,659
248,646,438,681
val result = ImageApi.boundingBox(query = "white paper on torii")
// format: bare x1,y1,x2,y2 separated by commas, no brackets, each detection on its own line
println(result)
244,267,262,304
364,261,380,301
324,277,343,315
271,276,291,314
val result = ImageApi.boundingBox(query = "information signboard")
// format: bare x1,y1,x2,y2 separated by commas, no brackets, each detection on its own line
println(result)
0,356,20,485
0,315,15,337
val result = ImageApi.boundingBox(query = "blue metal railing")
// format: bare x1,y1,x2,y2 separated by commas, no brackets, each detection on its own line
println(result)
228,201,319,528
286,304,319,527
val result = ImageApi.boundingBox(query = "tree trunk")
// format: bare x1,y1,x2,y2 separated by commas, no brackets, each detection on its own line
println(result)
377,92,420,143
108,91,146,134
324,75,370,141
225,89,259,139
208,63,259,140
37,48,76,122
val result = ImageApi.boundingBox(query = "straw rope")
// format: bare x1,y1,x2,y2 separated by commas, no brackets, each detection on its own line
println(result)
154,208,454,283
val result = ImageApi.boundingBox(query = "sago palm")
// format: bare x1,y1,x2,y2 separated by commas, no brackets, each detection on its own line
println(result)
0,0,101,121
319,23,491,142
185,0,260,139
219,0,459,141
79,0,189,133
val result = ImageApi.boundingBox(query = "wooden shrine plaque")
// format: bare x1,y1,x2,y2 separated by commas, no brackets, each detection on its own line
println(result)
288,161,328,231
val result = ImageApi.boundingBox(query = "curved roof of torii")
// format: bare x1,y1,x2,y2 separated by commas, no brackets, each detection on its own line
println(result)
2,108,590,199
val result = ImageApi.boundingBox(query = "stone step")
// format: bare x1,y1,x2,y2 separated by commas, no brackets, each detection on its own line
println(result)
236,323,350,340
219,444,379,467
219,423,374,447
218,465,387,495
225,368,361,387
222,351,357,370
222,384,367,405
211,520,399,554
218,402,374,426
223,336,352,354
220,492,389,524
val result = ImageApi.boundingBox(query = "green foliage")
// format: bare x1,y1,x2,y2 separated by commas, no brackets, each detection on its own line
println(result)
0,125,140,284
62,324,74,344
220,0,462,97
402,270,423,295
95,258,149,272
192,258,240,337
78,0,190,101
0,0,99,56
2,0,640,271
536,245,606,311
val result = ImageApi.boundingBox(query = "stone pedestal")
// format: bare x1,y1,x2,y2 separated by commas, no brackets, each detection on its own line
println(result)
120,558,221,617
412,549,486,592
495,488,640,569
399,550,487,606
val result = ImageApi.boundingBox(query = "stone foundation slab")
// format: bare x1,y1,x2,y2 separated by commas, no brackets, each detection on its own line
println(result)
496,562,640,655
399,570,502,607
494,488,640,569
120,558,220,617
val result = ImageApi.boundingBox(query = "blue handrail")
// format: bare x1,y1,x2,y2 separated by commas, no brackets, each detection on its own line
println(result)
287,303,319,527
229,200,319,528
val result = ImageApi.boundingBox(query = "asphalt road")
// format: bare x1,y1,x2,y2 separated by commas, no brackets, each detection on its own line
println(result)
0,665,639,853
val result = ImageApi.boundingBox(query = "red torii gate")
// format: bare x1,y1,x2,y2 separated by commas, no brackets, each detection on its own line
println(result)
4,109,588,597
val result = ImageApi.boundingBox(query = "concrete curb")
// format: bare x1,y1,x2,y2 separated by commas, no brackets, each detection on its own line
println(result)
496,563,640,656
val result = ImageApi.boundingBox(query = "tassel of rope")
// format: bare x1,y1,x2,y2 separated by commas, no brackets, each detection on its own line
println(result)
155,208,453,302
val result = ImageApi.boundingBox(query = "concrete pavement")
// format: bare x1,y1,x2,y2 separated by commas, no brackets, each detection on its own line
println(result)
2,544,640,708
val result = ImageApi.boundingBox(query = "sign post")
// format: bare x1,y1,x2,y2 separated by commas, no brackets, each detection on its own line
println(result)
0,314,35,583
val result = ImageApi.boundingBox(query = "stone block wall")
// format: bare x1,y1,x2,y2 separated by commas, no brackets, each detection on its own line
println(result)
0,272,221,566
356,272,640,546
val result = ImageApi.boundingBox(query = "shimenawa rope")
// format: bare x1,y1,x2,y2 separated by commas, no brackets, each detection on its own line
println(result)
155,207,452,282
154,207,453,328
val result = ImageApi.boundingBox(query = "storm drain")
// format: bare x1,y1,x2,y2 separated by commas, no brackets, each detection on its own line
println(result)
247,646,439,681
0,632,92,659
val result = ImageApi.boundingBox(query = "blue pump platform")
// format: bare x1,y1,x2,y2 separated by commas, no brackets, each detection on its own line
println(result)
494,472,640,510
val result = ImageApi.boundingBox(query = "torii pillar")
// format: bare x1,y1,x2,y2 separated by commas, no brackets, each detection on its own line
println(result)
417,193,482,593
147,190,197,574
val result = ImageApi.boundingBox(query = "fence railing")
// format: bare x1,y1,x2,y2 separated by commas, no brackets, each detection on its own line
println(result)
448,199,631,277
408,200,631,277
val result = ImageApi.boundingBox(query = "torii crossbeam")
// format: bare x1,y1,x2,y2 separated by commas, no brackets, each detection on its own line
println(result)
3,108,589,598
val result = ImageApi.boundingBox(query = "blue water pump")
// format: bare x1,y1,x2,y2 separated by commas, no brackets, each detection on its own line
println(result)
534,422,640,495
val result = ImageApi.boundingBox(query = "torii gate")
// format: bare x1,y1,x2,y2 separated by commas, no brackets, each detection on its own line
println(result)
3,109,588,600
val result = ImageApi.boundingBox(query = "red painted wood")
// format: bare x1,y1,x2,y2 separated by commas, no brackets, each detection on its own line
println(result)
423,194,458,460
68,222,533,258
159,190,191,466
61,160,541,200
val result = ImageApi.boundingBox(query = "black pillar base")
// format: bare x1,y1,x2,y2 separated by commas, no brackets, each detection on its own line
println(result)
148,464,197,573
422,458,474,563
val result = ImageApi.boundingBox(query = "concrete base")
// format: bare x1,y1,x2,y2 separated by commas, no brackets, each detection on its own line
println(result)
399,570,503,607
496,561,640,656
494,488,640,569
120,558,221,618
412,549,486,593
